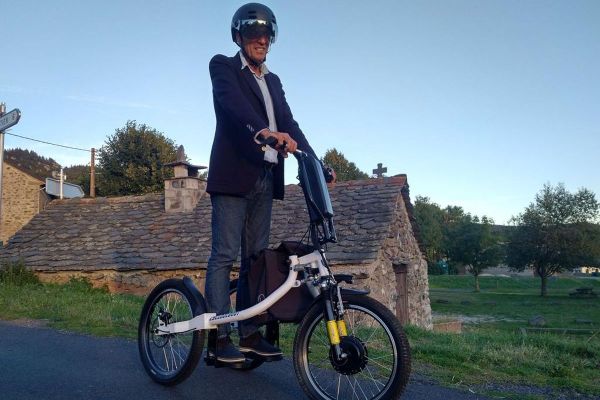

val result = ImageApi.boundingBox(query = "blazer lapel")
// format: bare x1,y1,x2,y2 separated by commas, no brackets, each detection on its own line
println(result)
234,53,265,107
242,68,265,105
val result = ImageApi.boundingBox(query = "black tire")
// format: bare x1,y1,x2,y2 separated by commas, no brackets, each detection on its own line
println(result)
293,295,411,400
138,279,205,386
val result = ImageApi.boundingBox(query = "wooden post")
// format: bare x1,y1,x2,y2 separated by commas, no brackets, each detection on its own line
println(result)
59,168,64,199
0,102,5,243
90,147,96,197
394,262,409,325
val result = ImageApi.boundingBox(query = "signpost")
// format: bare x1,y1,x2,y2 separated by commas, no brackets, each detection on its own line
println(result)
0,103,22,243
0,108,21,131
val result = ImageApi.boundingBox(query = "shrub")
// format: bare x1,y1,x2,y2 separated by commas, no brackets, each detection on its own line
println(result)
0,260,40,285
427,261,446,275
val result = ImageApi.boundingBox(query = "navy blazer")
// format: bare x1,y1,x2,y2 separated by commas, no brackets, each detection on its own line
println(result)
207,52,316,200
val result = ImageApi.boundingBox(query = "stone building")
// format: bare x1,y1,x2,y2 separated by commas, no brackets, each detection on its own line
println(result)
1,161,51,244
0,161,432,329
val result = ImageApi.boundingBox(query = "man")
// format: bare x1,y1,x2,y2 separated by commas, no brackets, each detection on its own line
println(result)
205,3,328,363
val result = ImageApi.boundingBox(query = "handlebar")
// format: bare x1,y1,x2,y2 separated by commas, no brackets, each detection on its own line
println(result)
257,135,334,183
257,135,304,158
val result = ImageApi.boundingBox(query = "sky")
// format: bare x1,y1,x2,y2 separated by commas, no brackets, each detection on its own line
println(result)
1,0,599,224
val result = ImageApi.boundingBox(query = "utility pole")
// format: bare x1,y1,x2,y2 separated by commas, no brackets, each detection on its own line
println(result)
90,147,96,197
0,103,21,244
0,102,5,243
59,167,65,199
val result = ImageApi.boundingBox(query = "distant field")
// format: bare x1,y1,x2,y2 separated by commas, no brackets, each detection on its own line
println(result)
417,275,600,398
429,274,600,292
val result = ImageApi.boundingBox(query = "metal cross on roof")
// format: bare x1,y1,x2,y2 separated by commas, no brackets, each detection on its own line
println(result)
373,163,387,178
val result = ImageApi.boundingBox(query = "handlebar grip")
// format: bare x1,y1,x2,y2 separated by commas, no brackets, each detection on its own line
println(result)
257,135,278,146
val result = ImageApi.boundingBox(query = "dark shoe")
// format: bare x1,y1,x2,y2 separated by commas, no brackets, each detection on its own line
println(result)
239,332,283,357
214,336,246,363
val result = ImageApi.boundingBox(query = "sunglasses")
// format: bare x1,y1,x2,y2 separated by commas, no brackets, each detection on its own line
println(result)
239,20,276,41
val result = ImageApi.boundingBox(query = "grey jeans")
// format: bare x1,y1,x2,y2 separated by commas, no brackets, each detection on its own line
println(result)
204,166,273,338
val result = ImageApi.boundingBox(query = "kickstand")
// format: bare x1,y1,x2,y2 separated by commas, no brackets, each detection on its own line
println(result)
205,330,217,366
265,320,280,347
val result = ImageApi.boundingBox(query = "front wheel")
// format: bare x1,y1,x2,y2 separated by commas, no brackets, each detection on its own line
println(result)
138,279,205,386
293,295,411,400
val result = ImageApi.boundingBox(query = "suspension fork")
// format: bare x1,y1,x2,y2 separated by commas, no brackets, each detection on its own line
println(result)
323,285,348,360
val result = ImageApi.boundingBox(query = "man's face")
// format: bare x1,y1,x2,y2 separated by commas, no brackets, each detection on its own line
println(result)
242,34,270,65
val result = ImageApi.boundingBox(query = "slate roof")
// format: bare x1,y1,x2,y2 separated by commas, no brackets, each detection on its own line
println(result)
1,176,411,271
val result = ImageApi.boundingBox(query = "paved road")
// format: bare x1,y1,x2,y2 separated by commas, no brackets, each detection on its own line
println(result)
0,320,491,400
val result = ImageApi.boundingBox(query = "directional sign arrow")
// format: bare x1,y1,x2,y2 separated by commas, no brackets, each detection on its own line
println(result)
0,109,21,131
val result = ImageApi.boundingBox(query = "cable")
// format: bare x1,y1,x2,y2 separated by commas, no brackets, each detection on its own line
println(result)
3,132,91,152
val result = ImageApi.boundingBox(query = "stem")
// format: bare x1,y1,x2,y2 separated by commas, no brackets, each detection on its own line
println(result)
541,275,547,297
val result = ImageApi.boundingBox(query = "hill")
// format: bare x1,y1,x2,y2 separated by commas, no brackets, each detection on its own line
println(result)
4,148,61,181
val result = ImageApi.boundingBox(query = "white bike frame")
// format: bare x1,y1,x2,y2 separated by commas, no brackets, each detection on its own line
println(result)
156,250,327,335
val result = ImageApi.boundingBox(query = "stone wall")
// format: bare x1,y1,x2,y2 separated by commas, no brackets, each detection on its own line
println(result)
164,177,206,213
367,193,433,329
36,269,208,295
1,163,48,244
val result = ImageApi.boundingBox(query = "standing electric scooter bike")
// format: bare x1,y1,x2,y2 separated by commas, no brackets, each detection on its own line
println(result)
138,148,411,400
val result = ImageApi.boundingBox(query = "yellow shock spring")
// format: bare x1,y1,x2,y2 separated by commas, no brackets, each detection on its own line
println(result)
326,320,340,345
337,319,348,337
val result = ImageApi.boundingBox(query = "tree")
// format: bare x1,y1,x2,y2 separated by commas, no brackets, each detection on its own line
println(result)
322,148,369,182
4,148,61,181
97,121,178,196
64,164,92,197
446,215,504,291
506,183,600,296
443,205,468,224
414,196,445,264
414,198,509,281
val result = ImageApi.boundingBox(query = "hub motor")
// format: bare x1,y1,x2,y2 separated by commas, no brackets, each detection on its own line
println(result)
329,336,368,375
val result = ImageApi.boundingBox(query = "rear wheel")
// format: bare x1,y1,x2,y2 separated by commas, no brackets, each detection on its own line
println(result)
138,279,204,385
293,295,411,400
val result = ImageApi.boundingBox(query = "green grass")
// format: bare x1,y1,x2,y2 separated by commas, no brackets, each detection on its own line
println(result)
429,274,600,293
1,273,599,397
417,275,600,397
0,259,40,285
0,277,143,338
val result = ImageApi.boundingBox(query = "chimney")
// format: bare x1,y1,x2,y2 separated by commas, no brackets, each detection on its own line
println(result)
164,145,207,213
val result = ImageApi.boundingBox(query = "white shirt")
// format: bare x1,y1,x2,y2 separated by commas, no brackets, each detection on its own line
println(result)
240,52,278,164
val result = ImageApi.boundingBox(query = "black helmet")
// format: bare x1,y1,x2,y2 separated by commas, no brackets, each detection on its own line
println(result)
231,3,278,45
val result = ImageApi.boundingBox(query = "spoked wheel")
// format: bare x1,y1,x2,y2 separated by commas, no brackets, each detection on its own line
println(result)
138,279,205,385
293,295,411,400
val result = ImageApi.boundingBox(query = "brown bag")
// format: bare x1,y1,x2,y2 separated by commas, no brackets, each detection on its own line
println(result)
248,242,316,322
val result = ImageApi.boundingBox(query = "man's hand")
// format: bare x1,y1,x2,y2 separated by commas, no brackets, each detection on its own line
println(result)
262,130,297,156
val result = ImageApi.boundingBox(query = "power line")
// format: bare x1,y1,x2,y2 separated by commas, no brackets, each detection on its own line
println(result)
4,131,91,152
